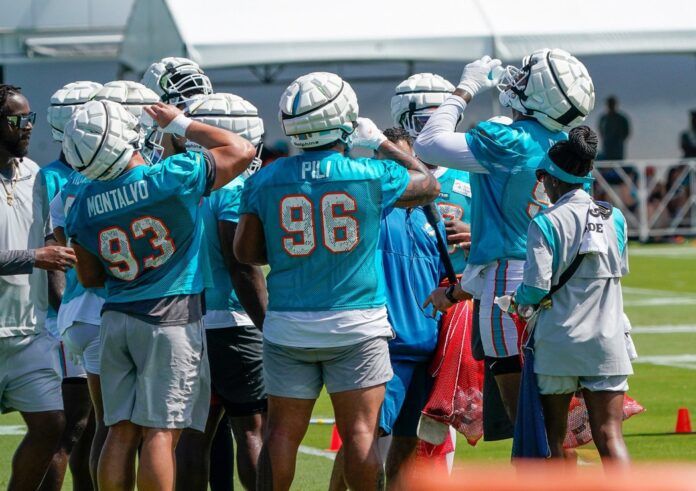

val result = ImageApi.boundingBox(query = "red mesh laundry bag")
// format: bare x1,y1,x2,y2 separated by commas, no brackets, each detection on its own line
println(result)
421,298,484,446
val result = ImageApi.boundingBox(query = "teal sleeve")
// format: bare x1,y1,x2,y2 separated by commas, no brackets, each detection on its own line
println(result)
211,181,243,223
515,284,548,305
613,208,629,274
465,122,523,173
377,160,410,209
157,151,209,199
531,213,559,273
239,176,258,216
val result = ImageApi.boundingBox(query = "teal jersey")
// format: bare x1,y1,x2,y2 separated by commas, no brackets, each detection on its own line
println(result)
39,159,73,319
434,168,472,273
65,152,213,303
465,120,566,265
202,175,246,312
240,150,410,311
59,171,107,304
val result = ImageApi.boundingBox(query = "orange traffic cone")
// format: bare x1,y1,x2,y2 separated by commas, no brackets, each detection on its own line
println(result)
675,408,692,433
327,424,342,451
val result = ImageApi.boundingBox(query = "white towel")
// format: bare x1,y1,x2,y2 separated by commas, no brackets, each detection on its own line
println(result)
579,203,609,255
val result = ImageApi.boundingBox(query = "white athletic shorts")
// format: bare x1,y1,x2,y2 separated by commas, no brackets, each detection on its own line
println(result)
63,322,101,375
100,311,210,431
537,374,629,395
0,333,63,413
475,260,525,358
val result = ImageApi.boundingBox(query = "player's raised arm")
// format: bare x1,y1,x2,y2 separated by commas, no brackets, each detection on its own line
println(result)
145,102,256,189
352,117,440,207
414,56,502,172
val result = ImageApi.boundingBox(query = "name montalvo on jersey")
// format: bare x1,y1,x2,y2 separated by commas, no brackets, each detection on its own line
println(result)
86,181,150,217
301,160,331,180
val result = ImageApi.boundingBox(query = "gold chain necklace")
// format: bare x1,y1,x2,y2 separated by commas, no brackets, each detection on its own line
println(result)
0,162,18,206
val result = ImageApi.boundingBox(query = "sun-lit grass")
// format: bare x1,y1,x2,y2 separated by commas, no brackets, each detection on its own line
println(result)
1,242,696,488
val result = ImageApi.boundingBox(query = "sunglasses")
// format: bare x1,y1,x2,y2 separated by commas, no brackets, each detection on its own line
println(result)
4,112,36,129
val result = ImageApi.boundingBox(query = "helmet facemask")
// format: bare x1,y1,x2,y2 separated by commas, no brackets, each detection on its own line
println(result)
161,65,213,106
497,61,532,111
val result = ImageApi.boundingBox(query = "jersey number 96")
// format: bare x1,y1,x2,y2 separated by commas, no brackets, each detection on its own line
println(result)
280,192,359,256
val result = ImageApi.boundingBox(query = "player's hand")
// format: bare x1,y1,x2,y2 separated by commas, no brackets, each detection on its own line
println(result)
34,246,77,272
457,56,503,98
144,102,183,131
423,287,454,317
445,220,471,251
352,117,387,151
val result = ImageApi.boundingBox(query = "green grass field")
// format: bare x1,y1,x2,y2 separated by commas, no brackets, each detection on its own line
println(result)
1,243,696,488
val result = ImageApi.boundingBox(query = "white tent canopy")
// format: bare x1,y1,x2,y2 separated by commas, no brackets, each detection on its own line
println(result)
119,0,696,72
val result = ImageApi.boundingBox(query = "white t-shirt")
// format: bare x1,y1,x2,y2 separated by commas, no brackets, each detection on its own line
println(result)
0,158,50,337
263,307,394,348
203,309,254,329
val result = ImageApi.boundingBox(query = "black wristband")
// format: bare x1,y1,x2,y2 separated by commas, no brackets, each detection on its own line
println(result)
444,284,461,304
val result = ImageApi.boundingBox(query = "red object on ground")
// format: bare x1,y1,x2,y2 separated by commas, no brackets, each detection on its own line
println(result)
675,407,692,433
327,424,342,451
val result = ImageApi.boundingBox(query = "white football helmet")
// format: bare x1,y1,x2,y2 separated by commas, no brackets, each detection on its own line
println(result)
46,81,103,142
185,93,265,174
62,100,141,181
141,57,213,106
93,81,160,121
391,73,455,137
279,72,358,149
497,48,595,132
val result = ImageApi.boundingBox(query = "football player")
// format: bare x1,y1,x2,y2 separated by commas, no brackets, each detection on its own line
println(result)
50,80,160,486
418,50,595,423
40,80,102,490
173,93,267,491
392,73,472,273
141,56,213,107
329,127,449,490
233,72,439,491
61,97,255,489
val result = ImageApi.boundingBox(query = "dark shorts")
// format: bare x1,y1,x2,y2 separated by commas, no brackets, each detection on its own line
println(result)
206,326,267,417
379,359,433,437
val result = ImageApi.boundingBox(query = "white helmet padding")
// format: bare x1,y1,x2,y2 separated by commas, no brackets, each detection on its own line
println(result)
185,93,265,174
62,100,141,181
279,72,358,149
497,48,595,132
94,81,160,121
141,57,213,106
47,81,103,142
391,73,455,137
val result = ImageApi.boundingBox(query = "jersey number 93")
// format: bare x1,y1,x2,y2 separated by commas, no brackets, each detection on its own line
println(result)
99,216,176,281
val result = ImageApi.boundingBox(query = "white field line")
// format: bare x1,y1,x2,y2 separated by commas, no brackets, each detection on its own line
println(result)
632,325,696,334
623,286,695,297
633,354,696,371
0,424,339,462
298,445,337,460
0,425,25,435
624,298,696,307
629,247,696,257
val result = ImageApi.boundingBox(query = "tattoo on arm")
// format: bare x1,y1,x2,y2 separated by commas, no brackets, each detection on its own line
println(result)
377,140,440,208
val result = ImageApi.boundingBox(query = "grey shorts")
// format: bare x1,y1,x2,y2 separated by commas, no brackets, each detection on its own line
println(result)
63,322,101,375
0,333,63,413
537,374,629,395
263,337,393,399
100,311,210,431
